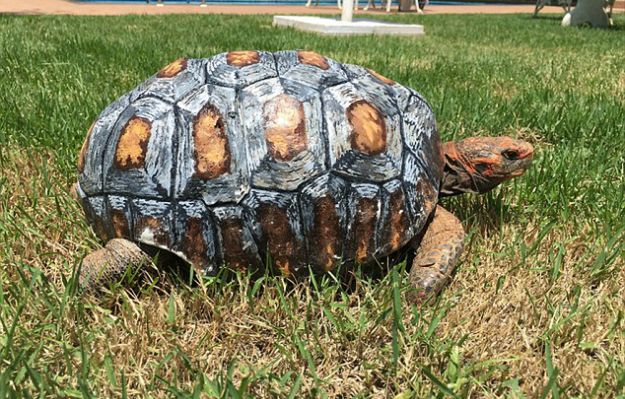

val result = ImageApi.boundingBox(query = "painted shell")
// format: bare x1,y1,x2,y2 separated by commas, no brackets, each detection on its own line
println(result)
76,50,444,276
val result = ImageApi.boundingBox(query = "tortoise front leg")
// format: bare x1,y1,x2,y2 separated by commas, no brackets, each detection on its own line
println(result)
79,238,153,292
409,205,465,301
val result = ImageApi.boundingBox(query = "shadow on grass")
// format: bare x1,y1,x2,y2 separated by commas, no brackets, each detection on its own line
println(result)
531,14,565,21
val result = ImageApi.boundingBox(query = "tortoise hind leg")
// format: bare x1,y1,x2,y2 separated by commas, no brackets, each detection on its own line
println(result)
409,205,465,302
79,238,153,292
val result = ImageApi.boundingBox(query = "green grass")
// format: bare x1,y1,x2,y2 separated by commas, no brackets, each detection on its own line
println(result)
1,12,624,398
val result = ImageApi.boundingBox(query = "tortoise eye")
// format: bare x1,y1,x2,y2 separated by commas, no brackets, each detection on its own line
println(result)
502,149,519,160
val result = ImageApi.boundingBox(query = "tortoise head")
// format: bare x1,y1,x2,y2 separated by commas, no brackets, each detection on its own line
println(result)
440,136,533,197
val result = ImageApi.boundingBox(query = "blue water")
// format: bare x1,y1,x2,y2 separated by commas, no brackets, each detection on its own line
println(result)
78,0,486,5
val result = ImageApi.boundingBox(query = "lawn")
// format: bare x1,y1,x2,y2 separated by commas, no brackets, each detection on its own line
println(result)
1,11,624,398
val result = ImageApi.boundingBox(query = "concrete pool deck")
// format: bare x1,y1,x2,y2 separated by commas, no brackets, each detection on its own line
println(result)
1,0,571,16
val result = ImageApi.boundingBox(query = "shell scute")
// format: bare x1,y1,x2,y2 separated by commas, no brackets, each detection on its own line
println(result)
133,58,205,104
173,201,219,276
103,97,175,198
242,190,306,276
108,195,133,239
299,174,348,272
323,82,402,181
297,51,330,70
346,184,381,263
79,195,110,242
207,51,276,88
79,95,130,194
175,84,249,205
342,63,388,83
402,151,437,232
263,93,308,161
346,100,387,156
213,206,262,272
114,116,151,170
402,94,444,186
132,199,175,249
240,78,326,191
275,50,349,90
377,180,412,255
77,122,94,174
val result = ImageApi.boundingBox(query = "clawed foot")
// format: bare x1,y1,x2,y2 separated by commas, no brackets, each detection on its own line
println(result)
408,266,451,303
408,206,465,304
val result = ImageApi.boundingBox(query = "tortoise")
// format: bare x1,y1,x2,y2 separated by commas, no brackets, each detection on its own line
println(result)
74,50,533,298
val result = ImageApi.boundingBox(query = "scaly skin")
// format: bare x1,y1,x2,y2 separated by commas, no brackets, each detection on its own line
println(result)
409,206,465,301
441,136,534,196
409,136,534,301
80,238,152,292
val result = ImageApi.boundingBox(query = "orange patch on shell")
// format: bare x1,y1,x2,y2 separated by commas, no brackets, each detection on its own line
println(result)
180,218,209,271
297,51,330,70
263,94,308,161
386,189,408,253
258,203,301,277
115,116,151,170
77,122,94,173
193,104,231,180
111,209,130,238
226,51,260,67
353,197,377,263
347,100,387,156
367,68,394,85
220,217,253,271
157,58,188,78
312,195,341,271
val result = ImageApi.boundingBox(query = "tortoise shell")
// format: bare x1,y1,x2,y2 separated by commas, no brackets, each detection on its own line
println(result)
76,50,444,276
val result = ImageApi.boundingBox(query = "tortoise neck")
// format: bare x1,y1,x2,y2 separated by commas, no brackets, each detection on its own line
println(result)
439,141,482,197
